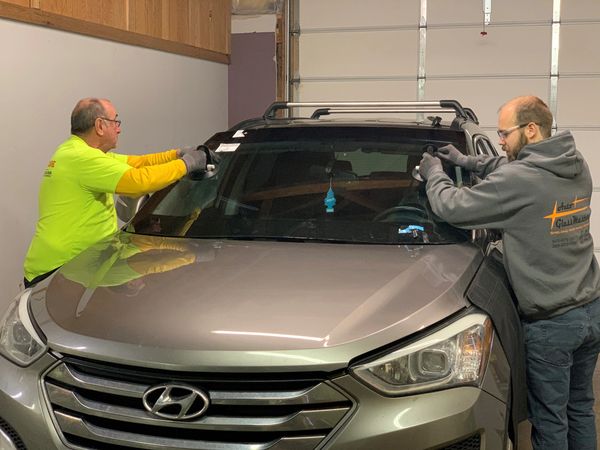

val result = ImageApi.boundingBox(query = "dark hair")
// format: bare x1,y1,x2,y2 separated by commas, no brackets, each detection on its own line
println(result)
71,98,106,135
514,96,553,138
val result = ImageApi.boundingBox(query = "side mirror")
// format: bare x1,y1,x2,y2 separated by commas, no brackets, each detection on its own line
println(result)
115,194,150,224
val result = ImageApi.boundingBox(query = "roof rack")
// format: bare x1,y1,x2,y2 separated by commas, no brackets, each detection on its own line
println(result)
309,107,459,119
263,100,472,121
463,107,479,124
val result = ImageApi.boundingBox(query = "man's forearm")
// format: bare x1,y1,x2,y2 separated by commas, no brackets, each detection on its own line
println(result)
115,159,186,196
126,149,179,168
468,154,507,179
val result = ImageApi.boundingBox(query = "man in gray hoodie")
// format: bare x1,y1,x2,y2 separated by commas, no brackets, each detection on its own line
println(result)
419,95,600,450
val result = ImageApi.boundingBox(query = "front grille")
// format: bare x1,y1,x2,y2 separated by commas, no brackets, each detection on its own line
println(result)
43,358,353,450
441,434,481,450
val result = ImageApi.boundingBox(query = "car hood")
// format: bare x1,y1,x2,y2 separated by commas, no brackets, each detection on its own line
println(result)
31,233,482,371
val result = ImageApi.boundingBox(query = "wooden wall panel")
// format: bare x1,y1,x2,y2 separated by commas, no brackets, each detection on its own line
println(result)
127,0,230,54
0,0,230,62
2,0,29,7
128,0,163,39
38,0,127,30
190,0,230,54
163,0,190,44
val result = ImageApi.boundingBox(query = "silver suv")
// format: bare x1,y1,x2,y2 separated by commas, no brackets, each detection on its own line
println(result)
1,101,524,450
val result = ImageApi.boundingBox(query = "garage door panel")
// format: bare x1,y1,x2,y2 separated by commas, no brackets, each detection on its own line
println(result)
296,80,417,104
427,26,551,77
299,31,418,78
562,1,600,21
557,78,600,128
560,24,600,74
428,0,552,24
299,0,420,29
425,79,549,129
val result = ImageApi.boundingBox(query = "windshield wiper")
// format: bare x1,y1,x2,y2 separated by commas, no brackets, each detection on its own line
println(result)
208,235,358,244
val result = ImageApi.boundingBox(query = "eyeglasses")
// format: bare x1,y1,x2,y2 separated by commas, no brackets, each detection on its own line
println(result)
99,117,122,127
496,122,540,140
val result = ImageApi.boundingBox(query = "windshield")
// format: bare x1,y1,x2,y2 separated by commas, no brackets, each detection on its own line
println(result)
128,126,471,244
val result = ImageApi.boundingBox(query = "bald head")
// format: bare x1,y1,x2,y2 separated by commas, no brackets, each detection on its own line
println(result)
499,95,553,139
71,98,109,135
69,97,120,152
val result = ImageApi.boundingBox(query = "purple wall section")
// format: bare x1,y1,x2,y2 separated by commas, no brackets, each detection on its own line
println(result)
228,32,276,127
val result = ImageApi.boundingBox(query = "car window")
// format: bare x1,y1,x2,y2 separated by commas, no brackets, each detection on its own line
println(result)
128,126,470,245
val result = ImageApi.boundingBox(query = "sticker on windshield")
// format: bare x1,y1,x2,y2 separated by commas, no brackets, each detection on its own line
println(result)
398,225,424,234
216,143,240,152
399,225,429,243
232,129,245,138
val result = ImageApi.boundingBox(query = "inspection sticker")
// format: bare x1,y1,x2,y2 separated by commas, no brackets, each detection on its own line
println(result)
216,143,240,152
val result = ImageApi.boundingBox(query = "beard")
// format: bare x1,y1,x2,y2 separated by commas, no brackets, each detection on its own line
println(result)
506,131,528,162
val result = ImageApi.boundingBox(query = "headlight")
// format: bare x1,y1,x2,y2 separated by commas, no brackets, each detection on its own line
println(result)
0,289,47,366
352,313,493,396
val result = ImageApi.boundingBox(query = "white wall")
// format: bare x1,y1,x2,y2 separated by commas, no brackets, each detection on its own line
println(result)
0,18,228,301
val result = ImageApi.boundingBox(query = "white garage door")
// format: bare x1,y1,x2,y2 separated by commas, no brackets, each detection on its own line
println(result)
289,0,600,253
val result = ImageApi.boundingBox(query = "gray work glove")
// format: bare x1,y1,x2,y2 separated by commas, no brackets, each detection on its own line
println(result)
177,146,196,158
197,144,221,168
418,152,444,180
181,149,207,173
435,144,471,168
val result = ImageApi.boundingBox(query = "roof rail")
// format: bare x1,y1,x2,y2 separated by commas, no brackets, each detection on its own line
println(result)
310,107,459,119
263,100,471,121
463,107,479,124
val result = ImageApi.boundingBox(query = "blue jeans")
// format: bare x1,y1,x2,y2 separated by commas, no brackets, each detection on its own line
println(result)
523,297,600,450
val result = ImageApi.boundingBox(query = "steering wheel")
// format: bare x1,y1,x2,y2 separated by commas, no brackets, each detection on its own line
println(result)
372,204,428,222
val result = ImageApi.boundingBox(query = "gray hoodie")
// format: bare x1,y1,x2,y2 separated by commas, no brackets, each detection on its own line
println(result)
426,130,600,319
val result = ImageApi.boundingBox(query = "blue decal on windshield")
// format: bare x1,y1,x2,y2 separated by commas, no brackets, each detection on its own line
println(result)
399,225,429,242
398,225,424,234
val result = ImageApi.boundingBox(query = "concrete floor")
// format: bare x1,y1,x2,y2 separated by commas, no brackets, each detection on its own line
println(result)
517,357,600,449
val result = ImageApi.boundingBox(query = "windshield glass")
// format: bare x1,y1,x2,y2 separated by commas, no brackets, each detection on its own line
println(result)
128,126,470,244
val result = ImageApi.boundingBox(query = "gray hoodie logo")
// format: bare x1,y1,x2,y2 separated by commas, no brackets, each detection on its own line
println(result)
545,197,592,249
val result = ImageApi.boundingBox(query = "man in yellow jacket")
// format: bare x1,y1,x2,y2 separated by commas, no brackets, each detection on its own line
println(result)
23,97,206,287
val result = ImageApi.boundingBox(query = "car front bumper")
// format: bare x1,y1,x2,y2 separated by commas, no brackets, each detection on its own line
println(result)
0,353,67,449
0,353,508,450
327,374,507,449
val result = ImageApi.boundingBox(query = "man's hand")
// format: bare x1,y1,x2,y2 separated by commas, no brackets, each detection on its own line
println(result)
419,152,443,180
177,146,196,158
197,144,221,167
181,149,207,173
435,144,469,167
